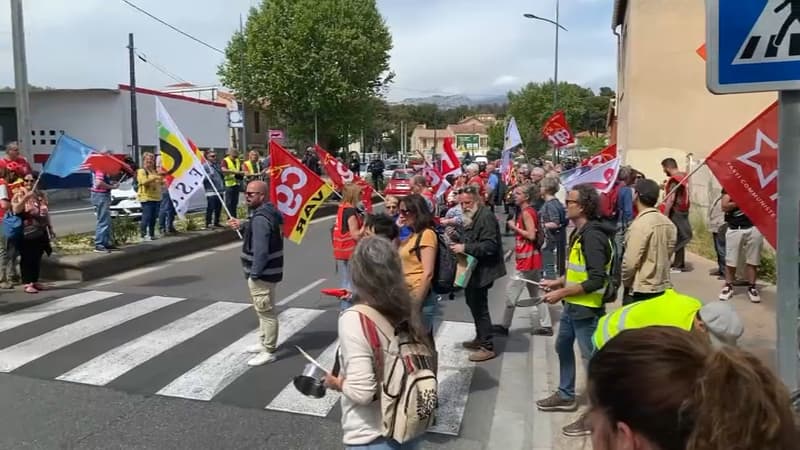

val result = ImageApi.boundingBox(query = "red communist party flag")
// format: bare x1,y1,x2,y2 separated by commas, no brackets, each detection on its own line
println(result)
441,137,462,176
268,141,334,244
705,102,779,247
541,111,575,147
314,144,355,189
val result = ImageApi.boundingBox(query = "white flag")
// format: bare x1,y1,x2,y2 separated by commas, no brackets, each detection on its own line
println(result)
504,117,523,151
155,98,207,218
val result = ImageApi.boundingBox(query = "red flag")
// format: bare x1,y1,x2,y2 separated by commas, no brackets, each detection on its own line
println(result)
269,141,335,244
441,137,462,176
583,144,617,167
542,111,575,147
314,145,355,189
81,154,132,177
706,102,778,247
187,138,206,164
423,160,450,200
355,178,374,213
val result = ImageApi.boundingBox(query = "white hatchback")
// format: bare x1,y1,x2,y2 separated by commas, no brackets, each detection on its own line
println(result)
109,180,207,218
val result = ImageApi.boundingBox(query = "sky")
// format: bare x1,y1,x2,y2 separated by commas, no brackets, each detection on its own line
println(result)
0,0,617,102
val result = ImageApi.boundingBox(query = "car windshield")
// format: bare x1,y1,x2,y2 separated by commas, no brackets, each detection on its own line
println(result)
393,171,412,180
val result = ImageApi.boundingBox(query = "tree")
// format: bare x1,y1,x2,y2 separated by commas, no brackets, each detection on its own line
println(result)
218,0,393,150
487,121,505,150
580,135,608,154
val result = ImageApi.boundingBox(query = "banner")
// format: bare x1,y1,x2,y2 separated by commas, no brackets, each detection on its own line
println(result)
423,160,450,199
314,144,373,211
269,141,334,244
561,157,621,194
504,117,523,151
542,111,575,147
156,98,207,219
706,102,778,247
583,144,618,167
441,137,462,177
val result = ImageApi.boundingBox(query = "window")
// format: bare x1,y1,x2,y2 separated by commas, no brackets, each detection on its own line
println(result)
253,111,261,134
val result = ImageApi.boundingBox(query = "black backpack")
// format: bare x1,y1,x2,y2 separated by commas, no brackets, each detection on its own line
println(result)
414,227,457,294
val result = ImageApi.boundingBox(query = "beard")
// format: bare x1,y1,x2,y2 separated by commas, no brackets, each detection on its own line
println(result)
462,207,476,227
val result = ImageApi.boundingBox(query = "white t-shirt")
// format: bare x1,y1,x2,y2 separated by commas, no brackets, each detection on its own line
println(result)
0,183,8,201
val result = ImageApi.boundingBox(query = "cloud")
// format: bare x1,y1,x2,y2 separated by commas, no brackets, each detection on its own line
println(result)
0,0,617,102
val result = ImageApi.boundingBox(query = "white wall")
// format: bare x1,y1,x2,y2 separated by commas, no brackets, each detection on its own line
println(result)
121,90,229,151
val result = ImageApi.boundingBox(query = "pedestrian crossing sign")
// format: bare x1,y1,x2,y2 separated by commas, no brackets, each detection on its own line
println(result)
707,0,800,93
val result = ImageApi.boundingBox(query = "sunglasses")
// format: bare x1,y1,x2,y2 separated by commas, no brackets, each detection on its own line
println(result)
457,186,478,194
398,208,411,216
245,191,262,197
24,179,34,182
565,199,578,205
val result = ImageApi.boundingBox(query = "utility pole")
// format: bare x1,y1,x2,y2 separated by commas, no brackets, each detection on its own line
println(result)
10,0,32,159
127,33,140,165
239,14,247,153
553,0,560,109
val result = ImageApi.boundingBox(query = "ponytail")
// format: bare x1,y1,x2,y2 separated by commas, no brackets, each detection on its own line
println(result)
687,346,797,450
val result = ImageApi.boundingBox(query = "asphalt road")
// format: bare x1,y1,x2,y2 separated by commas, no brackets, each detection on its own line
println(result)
0,209,536,450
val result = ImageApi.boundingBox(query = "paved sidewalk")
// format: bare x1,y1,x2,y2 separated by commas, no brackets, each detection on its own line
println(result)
530,250,784,450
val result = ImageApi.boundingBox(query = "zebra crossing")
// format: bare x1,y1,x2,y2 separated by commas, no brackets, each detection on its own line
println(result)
0,289,484,436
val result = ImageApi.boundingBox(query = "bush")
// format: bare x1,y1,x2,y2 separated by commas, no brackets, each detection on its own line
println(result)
688,212,776,284
111,217,139,246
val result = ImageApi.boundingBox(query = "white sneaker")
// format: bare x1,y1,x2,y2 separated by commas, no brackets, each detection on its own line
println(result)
719,284,734,301
747,286,761,303
247,351,276,366
245,343,264,354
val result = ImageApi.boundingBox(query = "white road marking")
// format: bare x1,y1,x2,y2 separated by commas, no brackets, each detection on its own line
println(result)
275,278,326,306
157,307,324,401
265,339,340,416
172,250,216,262
56,301,250,386
428,321,477,436
212,242,241,252
0,290,121,334
0,296,185,372
50,207,94,215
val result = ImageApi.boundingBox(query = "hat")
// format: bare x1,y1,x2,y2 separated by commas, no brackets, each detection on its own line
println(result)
699,301,744,347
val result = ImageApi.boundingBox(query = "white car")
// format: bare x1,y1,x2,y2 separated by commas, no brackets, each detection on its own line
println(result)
110,180,207,218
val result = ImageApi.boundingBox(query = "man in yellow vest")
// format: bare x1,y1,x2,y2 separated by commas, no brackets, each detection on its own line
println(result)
536,183,615,436
221,149,244,219
592,289,743,350
243,150,266,182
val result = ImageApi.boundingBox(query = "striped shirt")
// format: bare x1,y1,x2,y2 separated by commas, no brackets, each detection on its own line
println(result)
90,170,110,193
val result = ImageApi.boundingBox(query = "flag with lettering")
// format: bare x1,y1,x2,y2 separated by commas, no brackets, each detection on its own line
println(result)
156,98,207,219
441,137,462,177
561,157,621,194
314,144,373,212
542,111,575,147
269,141,334,244
705,102,778,247
582,144,617,167
423,160,450,199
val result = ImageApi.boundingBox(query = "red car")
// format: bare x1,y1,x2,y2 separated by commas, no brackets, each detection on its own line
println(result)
383,168,414,197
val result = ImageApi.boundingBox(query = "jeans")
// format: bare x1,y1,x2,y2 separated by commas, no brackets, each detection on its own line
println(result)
158,191,176,232
556,310,598,400
713,230,726,275
346,437,416,450
91,192,112,248
670,210,693,269
465,284,493,350
337,259,353,310
247,278,278,353
421,290,441,334
140,201,159,237
225,186,240,219
205,194,222,226
0,227,14,282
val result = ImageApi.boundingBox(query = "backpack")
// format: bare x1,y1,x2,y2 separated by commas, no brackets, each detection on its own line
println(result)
3,211,22,240
598,183,621,220
351,304,438,443
414,228,457,294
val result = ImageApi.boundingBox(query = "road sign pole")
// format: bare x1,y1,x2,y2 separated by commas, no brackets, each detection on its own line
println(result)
776,91,800,390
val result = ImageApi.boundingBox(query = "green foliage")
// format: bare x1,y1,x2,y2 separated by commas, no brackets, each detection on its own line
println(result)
219,0,393,150
507,82,614,160
486,148,501,161
111,217,139,247
487,122,505,150
580,136,609,154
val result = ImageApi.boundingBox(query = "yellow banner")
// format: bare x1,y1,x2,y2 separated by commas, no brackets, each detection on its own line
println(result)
288,183,335,244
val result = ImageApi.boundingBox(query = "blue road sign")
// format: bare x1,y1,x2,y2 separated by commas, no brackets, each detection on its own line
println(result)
707,0,800,93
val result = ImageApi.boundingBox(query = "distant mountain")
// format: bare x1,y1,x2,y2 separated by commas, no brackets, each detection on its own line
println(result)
396,94,508,109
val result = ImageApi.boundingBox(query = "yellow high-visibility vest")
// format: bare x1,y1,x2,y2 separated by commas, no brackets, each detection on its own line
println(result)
564,235,611,309
223,156,241,187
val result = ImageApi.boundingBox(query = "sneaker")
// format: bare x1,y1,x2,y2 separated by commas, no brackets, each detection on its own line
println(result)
491,325,509,336
536,392,577,412
462,339,481,350
247,351,276,366
245,343,265,354
532,327,554,336
143,235,153,242
562,413,592,437
670,267,684,274
94,246,110,254
0,281,13,289
747,285,761,303
719,284,734,301
105,244,119,250
24,284,38,294
468,347,496,362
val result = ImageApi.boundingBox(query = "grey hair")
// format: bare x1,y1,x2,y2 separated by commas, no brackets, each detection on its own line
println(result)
466,163,479,173
541,176,560,195
532,167,545,177
350,237,431,345
519,164,531,175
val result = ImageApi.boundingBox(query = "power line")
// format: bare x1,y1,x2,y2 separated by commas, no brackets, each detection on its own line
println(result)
136,51,190,84
120,0,225,54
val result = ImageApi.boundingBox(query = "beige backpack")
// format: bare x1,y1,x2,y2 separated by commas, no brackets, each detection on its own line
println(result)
350,305,438,443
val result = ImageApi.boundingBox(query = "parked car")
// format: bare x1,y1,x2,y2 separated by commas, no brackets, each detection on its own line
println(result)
383,162,402,180
109,180,207,218
383,168,414,197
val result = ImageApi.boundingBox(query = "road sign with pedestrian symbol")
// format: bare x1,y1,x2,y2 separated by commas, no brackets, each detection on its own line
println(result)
707,0,800,93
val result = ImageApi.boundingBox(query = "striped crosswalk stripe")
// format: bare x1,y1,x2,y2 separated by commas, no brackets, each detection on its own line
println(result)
0,290,120,334
265,339,341,416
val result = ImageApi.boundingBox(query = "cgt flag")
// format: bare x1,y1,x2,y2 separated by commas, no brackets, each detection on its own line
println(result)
705,101,778,247
313,145,373,212
441,137,462,177
156,98,207,219
542,111,575,147
582,144,618,167
269,141,334,244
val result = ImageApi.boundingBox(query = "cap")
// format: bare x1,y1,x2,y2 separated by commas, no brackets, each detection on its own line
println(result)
699,301,744,347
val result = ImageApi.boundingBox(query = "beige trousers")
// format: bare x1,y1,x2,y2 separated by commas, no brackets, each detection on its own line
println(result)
247,278,279,353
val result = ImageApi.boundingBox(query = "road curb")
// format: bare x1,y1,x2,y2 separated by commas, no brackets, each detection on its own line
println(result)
42,200,349,282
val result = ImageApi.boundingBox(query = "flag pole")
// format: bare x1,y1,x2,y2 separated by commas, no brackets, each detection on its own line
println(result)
191,151,242,239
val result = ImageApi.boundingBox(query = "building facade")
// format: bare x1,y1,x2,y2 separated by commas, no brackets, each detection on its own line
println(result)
613,0,775,211
410,115,493,157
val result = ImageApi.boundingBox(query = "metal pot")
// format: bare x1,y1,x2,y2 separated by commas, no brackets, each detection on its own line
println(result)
293,363,327,398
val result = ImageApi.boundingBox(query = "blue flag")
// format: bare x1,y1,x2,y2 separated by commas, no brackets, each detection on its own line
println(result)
44,134,94,178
